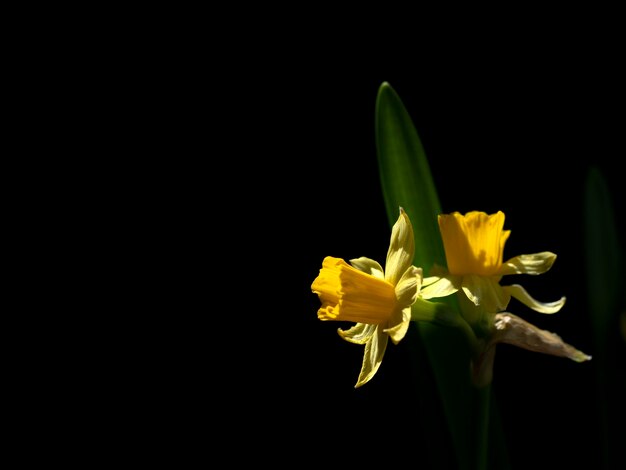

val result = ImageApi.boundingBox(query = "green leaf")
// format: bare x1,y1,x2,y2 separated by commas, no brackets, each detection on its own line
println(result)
375,82,509,470
584,166,622,339
583,166,625,469
375,82,445,271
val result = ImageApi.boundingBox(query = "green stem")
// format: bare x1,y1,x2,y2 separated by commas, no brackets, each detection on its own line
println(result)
411,298,479,354
475,385,491,470
413,298,492,470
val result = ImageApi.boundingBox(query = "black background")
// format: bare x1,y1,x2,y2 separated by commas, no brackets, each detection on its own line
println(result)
21,15,626,469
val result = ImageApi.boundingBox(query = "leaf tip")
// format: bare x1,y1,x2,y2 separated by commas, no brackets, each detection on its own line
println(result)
377,81,395,96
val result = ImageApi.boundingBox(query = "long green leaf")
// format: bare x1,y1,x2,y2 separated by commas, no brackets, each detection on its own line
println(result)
375,82,509,470
375,83,445,270
583,166,625,469
584,167,621,340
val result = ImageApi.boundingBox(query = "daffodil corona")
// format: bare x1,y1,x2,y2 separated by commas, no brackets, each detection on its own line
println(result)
313,258,398,324
311,208,423,388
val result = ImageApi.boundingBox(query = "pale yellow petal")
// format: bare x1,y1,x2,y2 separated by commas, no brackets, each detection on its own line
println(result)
384,306,411,344
338,323,376,344
461,274,510,312
385,208,415,286
503,284,566,314
498,252,557,276
395,266,422,307
421,275,460,300
349,257,385,279
354,327,389,388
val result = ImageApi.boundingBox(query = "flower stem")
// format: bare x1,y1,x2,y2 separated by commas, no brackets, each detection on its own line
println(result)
475,385,491,470
411,298,479,354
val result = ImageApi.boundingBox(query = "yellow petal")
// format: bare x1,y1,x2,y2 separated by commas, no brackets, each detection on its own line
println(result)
385,208,415,286
422,276,439,286
349,257,385,279
503,284,566,314
461,274,510,312
420,275,460,300
338,323,376,344
384,306,411,344
395,266,422,307
438,211,509,276
498,252,557,276
354,327,389,388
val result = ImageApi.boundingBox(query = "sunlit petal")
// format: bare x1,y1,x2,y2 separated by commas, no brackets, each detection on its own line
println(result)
385,208,415,286
338,323,376,344
461,274,510,312
395,266,422,306
498,252,557,276
349,257,385,279
421,275,460,300
503,284,566,314
354,328,389,388
384,307,411,344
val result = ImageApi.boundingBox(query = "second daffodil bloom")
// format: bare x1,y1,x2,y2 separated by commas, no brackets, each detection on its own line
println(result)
421,210,590,386
423,211,566,321
311,208,426,388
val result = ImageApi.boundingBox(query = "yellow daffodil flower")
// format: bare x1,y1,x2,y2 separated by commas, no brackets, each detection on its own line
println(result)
311,208,426,388
422,211,566,318
420,210,591,386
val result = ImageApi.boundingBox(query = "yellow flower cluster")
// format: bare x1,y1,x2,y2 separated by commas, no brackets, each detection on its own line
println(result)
312,209,590,388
